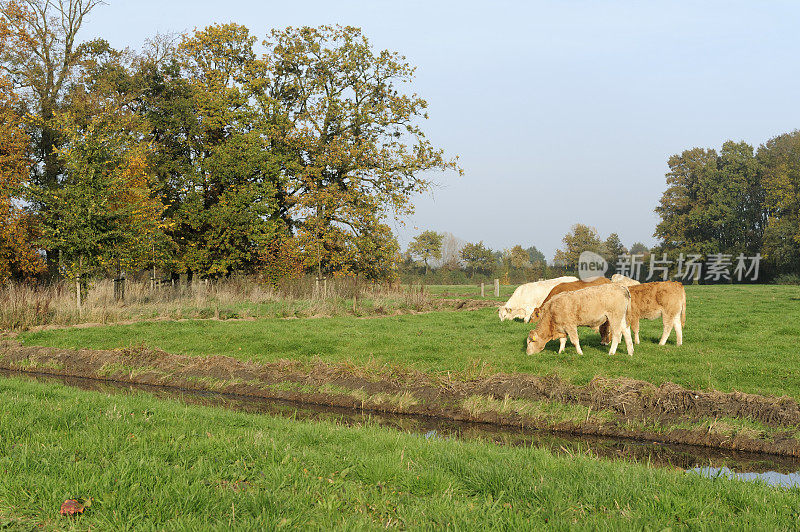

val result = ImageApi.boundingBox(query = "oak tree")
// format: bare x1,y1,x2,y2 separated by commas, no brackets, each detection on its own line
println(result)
460,241,494,277
554,224,605,271
408,230,442,274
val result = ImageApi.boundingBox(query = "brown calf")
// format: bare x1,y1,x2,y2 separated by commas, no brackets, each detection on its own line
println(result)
599,281,686,346
526,284,634,356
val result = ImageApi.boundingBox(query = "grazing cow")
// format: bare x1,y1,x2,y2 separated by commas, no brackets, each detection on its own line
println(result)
498,276,578,321
525,276,611,323
526,284,634,356
611,273,640,286
599,281,686,346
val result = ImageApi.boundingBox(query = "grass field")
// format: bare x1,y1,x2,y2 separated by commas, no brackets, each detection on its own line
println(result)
19,285,800,399
2,376,800,530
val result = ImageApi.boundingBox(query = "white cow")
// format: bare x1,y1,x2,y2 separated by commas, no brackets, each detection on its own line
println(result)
611,273,640,286
498,276,578,321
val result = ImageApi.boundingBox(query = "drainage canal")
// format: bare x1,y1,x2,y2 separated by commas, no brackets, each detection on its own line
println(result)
3,369,799,488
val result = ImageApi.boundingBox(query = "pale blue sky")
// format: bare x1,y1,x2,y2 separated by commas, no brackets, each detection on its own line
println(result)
82,1,800,259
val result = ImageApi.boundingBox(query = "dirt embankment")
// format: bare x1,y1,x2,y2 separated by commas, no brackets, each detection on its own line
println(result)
2,340,800,457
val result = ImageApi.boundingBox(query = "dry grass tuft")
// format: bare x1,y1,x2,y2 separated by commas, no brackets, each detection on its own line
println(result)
462,393,602,425
0,277,434,331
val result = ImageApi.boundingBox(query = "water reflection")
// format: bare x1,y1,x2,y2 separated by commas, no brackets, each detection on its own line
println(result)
692,466,800,488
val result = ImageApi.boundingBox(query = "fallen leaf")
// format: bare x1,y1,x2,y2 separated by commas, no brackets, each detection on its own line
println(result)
60,500,84,516
60,497,92,517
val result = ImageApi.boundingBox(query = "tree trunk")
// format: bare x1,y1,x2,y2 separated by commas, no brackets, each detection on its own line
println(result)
76,276,82,318
76,254,84,318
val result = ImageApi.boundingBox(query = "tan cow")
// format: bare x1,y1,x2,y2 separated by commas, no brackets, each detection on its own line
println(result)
599,281,686,346
526,284,634,356
524,276,611,323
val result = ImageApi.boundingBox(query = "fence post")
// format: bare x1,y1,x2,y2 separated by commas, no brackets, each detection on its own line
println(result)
114,276,125,302
494,278,500,297
481,283,485,297
323,278,327,299
114,274,125,302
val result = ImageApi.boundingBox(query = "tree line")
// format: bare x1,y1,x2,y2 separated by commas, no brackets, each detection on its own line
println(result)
551,134,800,283
394,133,800,285
653,137,800,280
0,0,458,286
401,227,649,284
2,2,798,289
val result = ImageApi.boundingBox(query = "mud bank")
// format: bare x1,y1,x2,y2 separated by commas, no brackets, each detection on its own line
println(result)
2,340,800,457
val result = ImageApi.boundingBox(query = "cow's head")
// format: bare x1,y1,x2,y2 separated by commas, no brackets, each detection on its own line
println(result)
526,329,546,355
524,307,542,323
498,306,509,321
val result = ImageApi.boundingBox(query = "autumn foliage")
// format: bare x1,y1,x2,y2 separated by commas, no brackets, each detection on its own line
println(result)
0,4,460,284
259,236,306,286
0,76,44,282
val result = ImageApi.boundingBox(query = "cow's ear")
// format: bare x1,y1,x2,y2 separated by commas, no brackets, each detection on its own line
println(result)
533,308,541,319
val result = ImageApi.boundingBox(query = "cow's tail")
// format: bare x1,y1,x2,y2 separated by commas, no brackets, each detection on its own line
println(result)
623,286,632,327
680,287,686,326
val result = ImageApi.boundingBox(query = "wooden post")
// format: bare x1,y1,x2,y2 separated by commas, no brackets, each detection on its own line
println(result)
481,283,485,297
114,277,125,302
323,278,327,299
494,278,500,297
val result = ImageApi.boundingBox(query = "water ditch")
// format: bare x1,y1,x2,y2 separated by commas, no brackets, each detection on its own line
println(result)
3,368,800,488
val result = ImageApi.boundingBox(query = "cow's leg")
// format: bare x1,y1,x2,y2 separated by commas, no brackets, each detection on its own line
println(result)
622,318,634,356
566,326,582,355
608,332,620,355
673,314,683,346
558,336,567,354
631,318,640,344
659,316,674,345
607,316,622,355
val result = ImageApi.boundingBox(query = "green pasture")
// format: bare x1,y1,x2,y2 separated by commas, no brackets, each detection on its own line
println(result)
2,376,799,530
19,285,800,399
